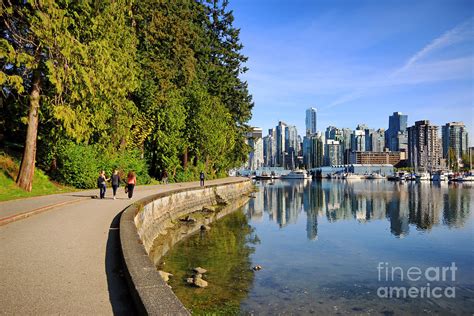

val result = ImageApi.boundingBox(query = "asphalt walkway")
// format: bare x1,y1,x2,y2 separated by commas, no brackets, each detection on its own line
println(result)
0,177,247,315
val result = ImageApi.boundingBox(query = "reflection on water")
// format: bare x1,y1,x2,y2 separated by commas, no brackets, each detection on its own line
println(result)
161,180,474,315
248,180,471,239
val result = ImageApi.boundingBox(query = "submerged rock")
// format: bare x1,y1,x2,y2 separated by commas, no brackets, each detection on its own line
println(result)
253,265,263,271
193,267,207,274
158,270,173,282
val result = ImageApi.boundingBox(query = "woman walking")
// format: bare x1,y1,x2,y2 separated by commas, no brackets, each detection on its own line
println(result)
127,171,137,199
97,170,109,199
111,170,121,200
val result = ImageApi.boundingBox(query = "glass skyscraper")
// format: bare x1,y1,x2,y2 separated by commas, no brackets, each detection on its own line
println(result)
385,112,408,151
305,107,317,136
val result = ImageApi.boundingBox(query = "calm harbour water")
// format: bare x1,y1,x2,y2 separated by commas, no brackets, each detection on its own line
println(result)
159,180,474,315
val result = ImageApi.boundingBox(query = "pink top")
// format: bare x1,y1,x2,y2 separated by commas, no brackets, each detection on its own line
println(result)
127,176,136,185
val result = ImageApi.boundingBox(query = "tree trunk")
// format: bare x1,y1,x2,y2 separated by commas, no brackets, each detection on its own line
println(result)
182,147,188,169
16,71,41,192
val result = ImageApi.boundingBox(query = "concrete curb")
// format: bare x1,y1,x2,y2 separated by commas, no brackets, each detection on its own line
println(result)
0,198,84,227
119,179,251,315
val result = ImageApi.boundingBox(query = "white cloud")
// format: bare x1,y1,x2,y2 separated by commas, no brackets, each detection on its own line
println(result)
325,18,474,109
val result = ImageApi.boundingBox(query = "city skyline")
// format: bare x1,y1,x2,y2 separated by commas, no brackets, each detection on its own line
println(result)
229,0,473,145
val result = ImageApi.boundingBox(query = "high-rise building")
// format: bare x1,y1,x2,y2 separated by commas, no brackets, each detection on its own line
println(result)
276,121,287,167
408,120,441,171
342,128,352,163
325,139,342,166
385,112,408,151
351,129,365,152
442,122,469,161
305,107,317,136
371,128,385,152
285,125,299,169
246,127,263,170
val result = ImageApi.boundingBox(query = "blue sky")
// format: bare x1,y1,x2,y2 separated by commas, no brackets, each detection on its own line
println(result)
229,0,474,144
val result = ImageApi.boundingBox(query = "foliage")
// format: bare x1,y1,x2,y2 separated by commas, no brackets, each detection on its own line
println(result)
53,142,150,189
1,0,253,189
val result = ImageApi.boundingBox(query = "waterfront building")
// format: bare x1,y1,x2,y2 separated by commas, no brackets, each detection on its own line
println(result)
371,128,385,152
246,127,264,170
408,120,441,171
349,151,404,166
285,125,299,169
276,121,287,167
305,107,317,136
263,133,274,167
442,122,469,161
351,129,365,152
385,112,408,151
303,132,324,169
342,128,352,163
324,139,342,166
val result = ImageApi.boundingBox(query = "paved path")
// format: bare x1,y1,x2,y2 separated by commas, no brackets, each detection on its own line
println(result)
0,177,248,315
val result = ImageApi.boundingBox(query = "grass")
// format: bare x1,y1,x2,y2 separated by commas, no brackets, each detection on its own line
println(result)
0,153,77,202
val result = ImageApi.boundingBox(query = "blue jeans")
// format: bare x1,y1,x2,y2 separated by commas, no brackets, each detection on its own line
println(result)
99,184,106,199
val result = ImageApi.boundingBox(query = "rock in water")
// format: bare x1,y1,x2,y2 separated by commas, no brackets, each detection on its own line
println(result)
194,277,208,288
253,265,263,271
158,271,173,282
193,267,207,274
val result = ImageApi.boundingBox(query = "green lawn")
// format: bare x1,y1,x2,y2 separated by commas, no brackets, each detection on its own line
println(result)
0,154,77,202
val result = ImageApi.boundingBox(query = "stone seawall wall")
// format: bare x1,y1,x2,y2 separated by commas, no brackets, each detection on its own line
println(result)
120,178,253,315
134,180,254,255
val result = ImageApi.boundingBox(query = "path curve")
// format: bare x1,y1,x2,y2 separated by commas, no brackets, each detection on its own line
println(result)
0,177,247,315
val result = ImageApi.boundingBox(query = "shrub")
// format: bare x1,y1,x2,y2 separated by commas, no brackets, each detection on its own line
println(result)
54,143,150,188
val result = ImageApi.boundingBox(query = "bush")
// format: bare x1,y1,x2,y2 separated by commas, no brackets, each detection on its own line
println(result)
54,143,150,189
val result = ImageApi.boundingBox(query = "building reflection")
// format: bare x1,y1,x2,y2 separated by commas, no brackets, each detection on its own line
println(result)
244,180,471,240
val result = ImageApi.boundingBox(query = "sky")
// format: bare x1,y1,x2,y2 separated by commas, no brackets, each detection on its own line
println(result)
228,0,474,144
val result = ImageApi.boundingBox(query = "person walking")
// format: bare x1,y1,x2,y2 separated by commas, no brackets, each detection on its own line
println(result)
97,170,109,199
111,170,121,200
200,171,205,187
162,170,168,184
127,171,137,199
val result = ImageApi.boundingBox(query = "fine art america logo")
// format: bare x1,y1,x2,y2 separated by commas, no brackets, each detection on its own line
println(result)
377,262,457,299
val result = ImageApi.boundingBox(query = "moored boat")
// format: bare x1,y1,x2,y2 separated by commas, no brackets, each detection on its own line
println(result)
416,172,430,181
366,173,385,180
281,170,311,180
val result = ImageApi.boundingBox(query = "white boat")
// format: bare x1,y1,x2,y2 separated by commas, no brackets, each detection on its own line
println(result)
463,175,474,182
344,173,362,180
416,172,430,181
366,173,385,180
281,170,310,180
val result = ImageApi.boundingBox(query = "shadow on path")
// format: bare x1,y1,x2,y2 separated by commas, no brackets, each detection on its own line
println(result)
105,210,137,315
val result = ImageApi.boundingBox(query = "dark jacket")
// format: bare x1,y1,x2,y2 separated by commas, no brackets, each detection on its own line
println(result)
97,176,106,188
200,172,205,180
111,174,120,186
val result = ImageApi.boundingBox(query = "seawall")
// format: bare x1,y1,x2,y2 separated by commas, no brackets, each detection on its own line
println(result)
119,178,253,315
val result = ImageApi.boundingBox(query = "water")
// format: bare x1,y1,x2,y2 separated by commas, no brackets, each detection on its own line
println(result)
158,180,474,315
